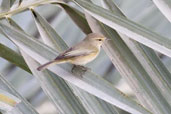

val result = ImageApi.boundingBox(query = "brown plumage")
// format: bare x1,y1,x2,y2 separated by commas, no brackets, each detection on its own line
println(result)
37,33,106,71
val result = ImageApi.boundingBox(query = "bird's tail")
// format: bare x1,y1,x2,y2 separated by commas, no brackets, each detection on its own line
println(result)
37,59,66,71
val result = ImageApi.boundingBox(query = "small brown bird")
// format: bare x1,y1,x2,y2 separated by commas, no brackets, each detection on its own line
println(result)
37,33,106,71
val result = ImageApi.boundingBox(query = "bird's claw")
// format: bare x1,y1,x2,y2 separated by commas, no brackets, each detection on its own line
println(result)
71,65,90,77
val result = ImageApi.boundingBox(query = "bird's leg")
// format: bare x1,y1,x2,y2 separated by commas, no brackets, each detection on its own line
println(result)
77,65,90,72
71,65,90,77
71,65,77,73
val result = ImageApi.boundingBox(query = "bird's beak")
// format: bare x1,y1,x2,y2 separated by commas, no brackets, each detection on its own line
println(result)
102,37,106,41
104,38,112,42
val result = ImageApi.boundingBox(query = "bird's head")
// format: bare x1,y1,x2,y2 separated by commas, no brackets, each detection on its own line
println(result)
85,33,106,47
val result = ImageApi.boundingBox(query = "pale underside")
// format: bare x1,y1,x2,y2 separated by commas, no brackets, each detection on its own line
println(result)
55,44,100,65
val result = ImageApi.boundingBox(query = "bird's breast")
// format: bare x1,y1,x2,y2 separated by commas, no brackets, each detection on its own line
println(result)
69,50,99,65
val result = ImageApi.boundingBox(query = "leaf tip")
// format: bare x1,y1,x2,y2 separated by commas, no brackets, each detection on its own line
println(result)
30,8,37,18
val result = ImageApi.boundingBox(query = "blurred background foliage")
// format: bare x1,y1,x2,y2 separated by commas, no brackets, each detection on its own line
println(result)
0,0,171,113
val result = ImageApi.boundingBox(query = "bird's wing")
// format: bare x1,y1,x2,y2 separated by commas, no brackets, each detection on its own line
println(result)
55,47,96,60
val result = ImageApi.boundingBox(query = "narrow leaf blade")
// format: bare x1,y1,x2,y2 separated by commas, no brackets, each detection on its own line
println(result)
53,2,92,34
101,0,171,107
0,23,151,114
8,18,88,114
31,8,123,114
73,0,171,57
0,43,31,73
0,74,38,114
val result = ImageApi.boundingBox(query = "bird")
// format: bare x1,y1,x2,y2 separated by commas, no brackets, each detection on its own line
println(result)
37,33,106,71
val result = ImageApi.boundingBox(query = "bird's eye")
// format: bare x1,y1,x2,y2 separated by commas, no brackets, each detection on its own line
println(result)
98,39,102,41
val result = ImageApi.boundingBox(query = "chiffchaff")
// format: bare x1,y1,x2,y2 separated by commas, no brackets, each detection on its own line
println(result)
37,33,106,71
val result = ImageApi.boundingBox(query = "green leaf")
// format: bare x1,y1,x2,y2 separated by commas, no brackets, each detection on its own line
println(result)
62,1,171,112
10,0,16,7
76,0,171,113
101,0,171,107
140,45,171,88
0,89,20,111
0,0,15,12
22,52,88,114
52,2,92,34
0,0,53,19
0,74,38,113
30,8,121,114
18,0,22,6
0,23,151,114
0,43,31,73
30,8,68,51
8,18,88,114
73,0,171,58
85,12,171,114
0,0,10,12
152,0,171,22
